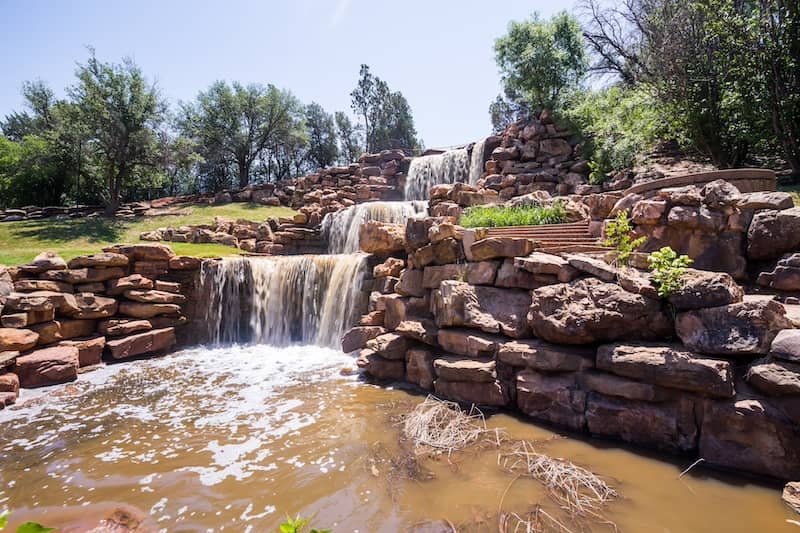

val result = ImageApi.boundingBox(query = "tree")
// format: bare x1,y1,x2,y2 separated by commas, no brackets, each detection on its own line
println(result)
158,127,201,196
494,12,588,112
335,111,362,163
305,102,338,169
350,64,419,153
1,81,57,141
69,51,165,213
181,81,303,188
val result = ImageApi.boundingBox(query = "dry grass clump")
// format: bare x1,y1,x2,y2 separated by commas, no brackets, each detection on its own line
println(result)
499,506,576,533
401,395,503,453
498,441,617,517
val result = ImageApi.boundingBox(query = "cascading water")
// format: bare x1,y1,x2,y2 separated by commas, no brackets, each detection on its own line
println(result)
404,148,471,201
468,138,487,185
201,255,367,348
321,200,428,254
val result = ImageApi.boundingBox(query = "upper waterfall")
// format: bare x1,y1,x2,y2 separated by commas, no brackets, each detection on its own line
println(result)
321,200,428,254
469,139,487,185
201,255,367,348
404,148,471,200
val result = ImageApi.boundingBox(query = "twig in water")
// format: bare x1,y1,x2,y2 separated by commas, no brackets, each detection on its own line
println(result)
678,458,705,479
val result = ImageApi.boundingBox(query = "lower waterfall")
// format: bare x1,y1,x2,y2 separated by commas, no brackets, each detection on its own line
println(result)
404,148,471,200
201,254,367,348
469,138,487,185
321,200,428,254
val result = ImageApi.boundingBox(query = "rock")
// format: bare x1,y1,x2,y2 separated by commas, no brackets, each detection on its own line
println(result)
30,319,96,344
395,269,425,297
437,328,504,357
616,267,659,299
597,342,734,398
59,335,106,367
67,253,129,269
586,393,697,453
0,372,19,395
65,293,118,319
470,238,536,261
395,319,438,345
21,251,67,274
106,274,154,295
118,302,181,319
359,221,406,255
783,482,800,514
539,138,572,157
771,329,800,363
434,378,508,406
579,371,668,402
498,339,594,371
516,370,586,431
529,278,673,344
1,309,54,327
123,289,186,305
383,295,430,330
566,254,617,282
747,208,800,260
675,300,792,356
105,328,176,360
666,269,743,310
13,279,74,293
631,199,667,225
700,396,800,479
103,243,176,261
406,348,436,389
433,356,496,382
514,253,579,282
357,349,405,380
168,256,203,270
0,327,39,351
0,351,18,371
364,333,407,360
374,258,405,278
13,345,79,387
341,326,386,353
133,261,169,278
428,222,460,244
154,280,181,293
422,262,499,289
746,358,800,396
431,238,464,265
75,282,106,293
494,260,542,289
41,267,127,284
738,191,794,211
432,281,531,338
703,179,742,207
4,291,58,312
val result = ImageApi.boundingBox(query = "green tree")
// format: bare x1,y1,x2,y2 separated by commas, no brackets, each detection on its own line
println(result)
305,102,338,169
494,11,588,112
181,81,303,188
334,111,362,163
69,51,165,213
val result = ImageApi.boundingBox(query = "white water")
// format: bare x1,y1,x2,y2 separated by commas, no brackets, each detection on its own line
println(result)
201,255,367,348
321,200,428,254
468,139,487,185
404,148,471,201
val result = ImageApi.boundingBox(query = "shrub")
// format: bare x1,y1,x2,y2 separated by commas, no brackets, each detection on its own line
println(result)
603,211,645,266
460,203,566,228
648,246,693,298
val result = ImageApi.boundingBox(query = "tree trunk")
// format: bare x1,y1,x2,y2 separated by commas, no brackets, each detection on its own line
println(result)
238,158,250,189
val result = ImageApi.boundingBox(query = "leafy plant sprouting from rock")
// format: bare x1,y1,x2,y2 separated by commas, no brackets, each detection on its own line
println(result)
276,515,330,533
648,246,693,298
603,210,645,266
0,511,55,533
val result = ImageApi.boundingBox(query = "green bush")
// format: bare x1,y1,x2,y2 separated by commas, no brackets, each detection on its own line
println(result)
603,211,645,266
648,247,693,298
460,203,566,228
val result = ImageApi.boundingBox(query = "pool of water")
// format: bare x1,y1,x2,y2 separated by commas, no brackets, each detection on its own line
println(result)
0,345,796,532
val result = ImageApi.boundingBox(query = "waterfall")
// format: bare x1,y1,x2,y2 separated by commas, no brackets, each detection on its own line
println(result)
404,148,471,201
201,255,367,348
321,200,428,254
469,139,487,185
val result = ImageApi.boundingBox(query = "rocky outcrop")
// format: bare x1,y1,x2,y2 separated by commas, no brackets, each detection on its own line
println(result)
432,281,531,338
13,345,79,387
359,221,406,255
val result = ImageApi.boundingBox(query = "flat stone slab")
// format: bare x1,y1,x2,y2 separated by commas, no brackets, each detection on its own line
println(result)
433,356,496,382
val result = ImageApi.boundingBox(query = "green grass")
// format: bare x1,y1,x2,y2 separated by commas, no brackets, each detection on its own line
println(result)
0,202,296,265
777,181,800,206
459,203,567,228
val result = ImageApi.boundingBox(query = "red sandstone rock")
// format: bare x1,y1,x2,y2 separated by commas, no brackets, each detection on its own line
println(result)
106,274,154,295
13,279,74,293
64,293,118,319
373,258,404,278
59,335,106,367
0,327,39,352
118,302,181,319
746,358,800,396
667,269,743,310
41,267,127,284
168,255,202,270
13,345,79,387
517,370,587,431
356,349,404,380
341,326,386,353
30,319,97,345
123,289,186,305
0,372,20,395
405,348,435,390
104,243,176,261
105,328,176,360
432,281,531,338
434,378,508,406
470,238,536,261
437,328,504,358
364,333,407,360
498,339,595,372
359,221,406,255
67,252,129,269
433,356,496,382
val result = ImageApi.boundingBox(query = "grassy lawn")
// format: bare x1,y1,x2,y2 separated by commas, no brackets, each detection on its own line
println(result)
0,203,296,265
460,203,567,228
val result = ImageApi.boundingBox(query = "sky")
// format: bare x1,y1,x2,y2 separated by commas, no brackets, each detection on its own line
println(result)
0,0,570,149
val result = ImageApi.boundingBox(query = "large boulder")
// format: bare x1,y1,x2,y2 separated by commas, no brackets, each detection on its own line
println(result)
58,335,106,367
0,328,39,352
436,328,504,357
433,356,496,382
364,333,407,360
20,251,67,274
13,345,79,387
64,293,118,319
528,278,673,345
107,274,154,296
771,329,800,363
341,326,386,353
432,281,531,338
30,319,96,344
422,262,499,289
356,349,404,380
13,279,74,293
675,300,792,356
406,348,435,389
667,269,743,310
394,319,439,346
123,289,186,305
516,370,587,431
579,371,668,403
359,221,406,255
104,243,176,261
470,238,536,261
746,358,800,396
497,339,594,372
514,252,579,282
747,208,800,260
597,342,734,398
118,302,181,319
434,378,508,406
67,252,129,269
105,328,176,360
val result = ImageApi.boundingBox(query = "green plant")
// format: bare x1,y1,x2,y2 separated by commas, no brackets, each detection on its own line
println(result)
648,246,693,298
587,160,607,185
460,202,566,228
603,211,645,266
277,515,330,533
0,511,56,533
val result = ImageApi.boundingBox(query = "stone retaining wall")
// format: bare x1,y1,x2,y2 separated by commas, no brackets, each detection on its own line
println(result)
0,244,201,408
346,215,800,481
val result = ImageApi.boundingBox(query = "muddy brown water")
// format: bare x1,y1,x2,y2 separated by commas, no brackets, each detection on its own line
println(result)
0,345,796,532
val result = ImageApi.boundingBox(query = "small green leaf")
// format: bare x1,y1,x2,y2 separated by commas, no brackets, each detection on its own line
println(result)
0,510,9,530
15,523,56,533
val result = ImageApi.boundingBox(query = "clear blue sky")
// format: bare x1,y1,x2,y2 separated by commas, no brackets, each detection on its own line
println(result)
0,0,570,148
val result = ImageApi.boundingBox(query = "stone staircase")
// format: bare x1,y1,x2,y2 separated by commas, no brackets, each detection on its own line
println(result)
482,221,609,254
